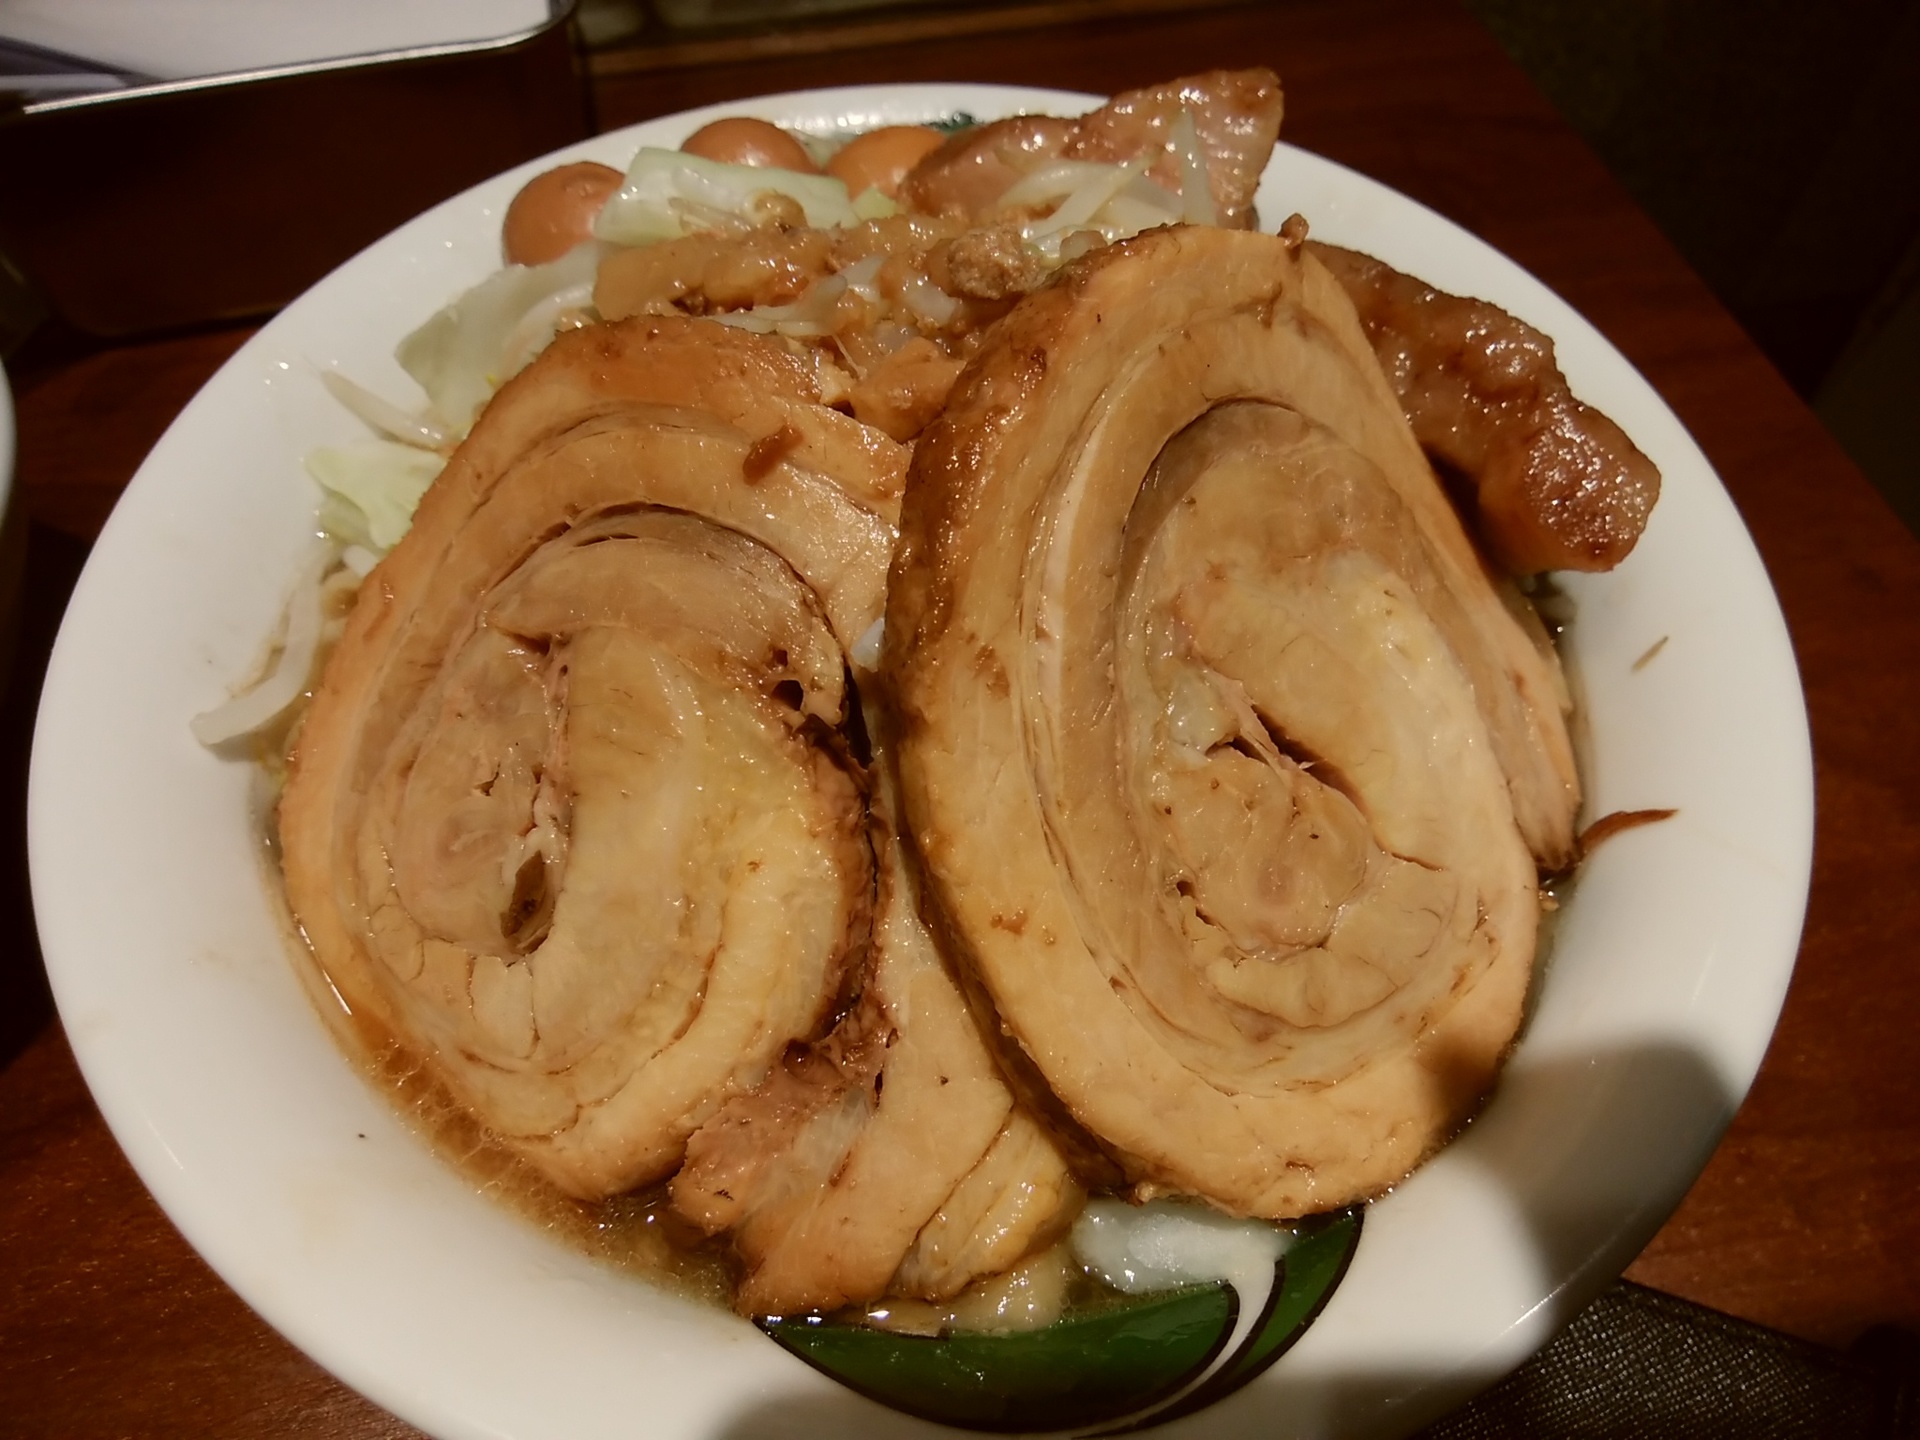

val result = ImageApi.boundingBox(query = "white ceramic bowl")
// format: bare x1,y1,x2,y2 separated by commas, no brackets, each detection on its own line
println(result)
0,355,14,526
28,85,1813,1440
0,355,19,658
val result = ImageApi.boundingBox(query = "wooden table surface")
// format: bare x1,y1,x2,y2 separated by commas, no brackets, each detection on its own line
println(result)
4,1,1917,1434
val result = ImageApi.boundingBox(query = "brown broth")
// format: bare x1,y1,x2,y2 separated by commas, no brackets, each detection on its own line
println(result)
253,816,739,1311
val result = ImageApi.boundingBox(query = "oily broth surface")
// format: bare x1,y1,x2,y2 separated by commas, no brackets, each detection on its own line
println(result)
254,803,739,1310
234,569,734,1306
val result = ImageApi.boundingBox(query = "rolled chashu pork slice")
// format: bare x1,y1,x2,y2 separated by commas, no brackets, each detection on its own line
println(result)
887,224,1582,1217
673,774,1084,1316
280,317,905,1199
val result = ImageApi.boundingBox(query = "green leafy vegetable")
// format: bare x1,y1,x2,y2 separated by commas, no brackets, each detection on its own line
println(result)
306,440,442,551
395,243,600,435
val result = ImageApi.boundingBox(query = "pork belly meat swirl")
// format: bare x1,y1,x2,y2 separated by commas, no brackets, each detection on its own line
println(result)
280,318,905,1199
886,225,1580,1217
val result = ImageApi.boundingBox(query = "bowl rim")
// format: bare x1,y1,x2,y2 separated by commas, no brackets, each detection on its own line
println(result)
27,80,1814,1440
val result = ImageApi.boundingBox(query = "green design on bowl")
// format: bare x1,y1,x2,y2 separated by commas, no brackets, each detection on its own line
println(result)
1108,1209,1364,1432
761,1208,1363,1433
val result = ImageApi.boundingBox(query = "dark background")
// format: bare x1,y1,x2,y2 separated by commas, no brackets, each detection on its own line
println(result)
1466,0,1920,533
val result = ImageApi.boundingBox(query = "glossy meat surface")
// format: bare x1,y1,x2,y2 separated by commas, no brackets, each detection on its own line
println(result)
899,68,1282,227
887,227,1576,1216
280,319,904,1199
672,807,1080,1315
1064,67,1283,226
1312,241,1661,574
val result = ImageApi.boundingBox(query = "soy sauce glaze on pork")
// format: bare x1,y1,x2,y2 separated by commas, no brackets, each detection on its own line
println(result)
1311,241,1660,575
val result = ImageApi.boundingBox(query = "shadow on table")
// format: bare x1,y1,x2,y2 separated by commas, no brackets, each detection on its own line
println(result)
0,517,90,1069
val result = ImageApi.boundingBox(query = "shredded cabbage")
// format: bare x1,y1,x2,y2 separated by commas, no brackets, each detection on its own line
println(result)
1085,176,1184,236
898,272,961,327
395,241,602,435
1168,108,1218,226
837,253,886,302
595,148,859,246
712,255,885,339
306,440,443,552
999,157,1184,264
850,186,900,221
997,111,1216,254
850,617,885,672
996,160,1130,212
319,370,449,450
190,540,337,748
